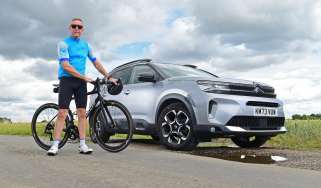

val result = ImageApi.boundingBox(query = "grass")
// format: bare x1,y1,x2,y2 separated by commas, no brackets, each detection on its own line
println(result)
0,122,151,139
0,122,31,136
267,120,321,150
1,120,321,150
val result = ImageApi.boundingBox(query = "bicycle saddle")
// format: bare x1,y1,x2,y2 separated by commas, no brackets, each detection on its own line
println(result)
53,84,59,93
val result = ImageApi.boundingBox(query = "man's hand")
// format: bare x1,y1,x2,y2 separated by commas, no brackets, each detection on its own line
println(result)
84,77,94,83
107,77,119,85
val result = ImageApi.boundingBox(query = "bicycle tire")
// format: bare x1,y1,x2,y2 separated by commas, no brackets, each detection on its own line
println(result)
89,116,97,143
31,103,71,150
92,100,133,152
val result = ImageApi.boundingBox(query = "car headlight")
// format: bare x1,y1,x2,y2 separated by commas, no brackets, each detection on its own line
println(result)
197,80,230,92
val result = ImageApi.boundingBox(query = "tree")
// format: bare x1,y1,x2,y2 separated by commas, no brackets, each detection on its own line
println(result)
0,117,12,123
292,113,321,120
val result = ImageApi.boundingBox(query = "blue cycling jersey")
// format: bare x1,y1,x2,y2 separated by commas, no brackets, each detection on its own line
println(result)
57,36,97,79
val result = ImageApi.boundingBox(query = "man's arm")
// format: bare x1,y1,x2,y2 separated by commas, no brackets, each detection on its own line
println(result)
61,61,93,82
92,60,110,78
93,60,119,84
87,44,117,84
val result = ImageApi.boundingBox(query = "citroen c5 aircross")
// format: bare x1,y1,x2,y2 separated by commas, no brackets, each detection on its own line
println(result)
90,59,286,150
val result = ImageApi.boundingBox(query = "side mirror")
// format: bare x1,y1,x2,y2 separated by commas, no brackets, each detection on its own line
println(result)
138,73,156,83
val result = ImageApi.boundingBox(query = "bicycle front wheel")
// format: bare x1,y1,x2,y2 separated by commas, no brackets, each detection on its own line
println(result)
31,103,70,150
92,100,134,152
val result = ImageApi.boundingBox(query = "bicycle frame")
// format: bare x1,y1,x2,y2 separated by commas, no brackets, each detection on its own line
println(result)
87,79,116,128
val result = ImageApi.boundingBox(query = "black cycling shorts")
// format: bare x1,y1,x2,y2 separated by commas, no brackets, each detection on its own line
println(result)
58,77,87,109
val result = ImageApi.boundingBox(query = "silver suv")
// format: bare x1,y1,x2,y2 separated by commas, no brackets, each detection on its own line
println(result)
90,59,286,150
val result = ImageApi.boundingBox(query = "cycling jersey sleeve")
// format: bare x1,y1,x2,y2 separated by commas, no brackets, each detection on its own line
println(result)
88,44,97,63
57,41,69,63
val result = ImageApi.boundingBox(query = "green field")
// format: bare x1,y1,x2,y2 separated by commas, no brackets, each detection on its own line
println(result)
1,120,321,150
268,120,321,150
0,122,32,136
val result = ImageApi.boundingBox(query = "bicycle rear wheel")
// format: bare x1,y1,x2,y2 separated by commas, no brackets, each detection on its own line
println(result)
92,100,133,152
31,103,71,150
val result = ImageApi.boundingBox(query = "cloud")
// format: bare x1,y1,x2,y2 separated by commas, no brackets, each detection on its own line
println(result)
190,0,320,50
23,60,57,81
0,96,23,103
0,0,181,61
149,1,321,69
0,1,321,121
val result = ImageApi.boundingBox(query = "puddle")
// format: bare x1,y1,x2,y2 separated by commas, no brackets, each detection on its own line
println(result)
190,148,287,164
127,139,289,164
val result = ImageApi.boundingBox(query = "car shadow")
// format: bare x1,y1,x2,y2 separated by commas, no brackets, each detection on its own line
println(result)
128,139,288,164
130,138,158,144
186,146,288,164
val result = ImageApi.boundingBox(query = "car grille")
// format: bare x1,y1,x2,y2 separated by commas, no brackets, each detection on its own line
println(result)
208,83,276,98
226,116,285,130
229,83,276,98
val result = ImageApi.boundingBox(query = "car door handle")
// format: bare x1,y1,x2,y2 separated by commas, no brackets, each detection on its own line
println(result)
124,90,130,95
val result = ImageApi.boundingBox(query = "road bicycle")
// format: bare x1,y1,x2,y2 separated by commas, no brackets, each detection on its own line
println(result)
31,78,134,152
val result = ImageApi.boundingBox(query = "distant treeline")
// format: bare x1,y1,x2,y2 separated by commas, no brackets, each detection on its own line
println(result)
292,114,321,120
0,117,12,123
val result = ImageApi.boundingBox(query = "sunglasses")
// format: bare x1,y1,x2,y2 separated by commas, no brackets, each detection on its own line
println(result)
71,24,83,29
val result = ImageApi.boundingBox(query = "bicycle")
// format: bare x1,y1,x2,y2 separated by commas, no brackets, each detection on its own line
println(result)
31,78,134,152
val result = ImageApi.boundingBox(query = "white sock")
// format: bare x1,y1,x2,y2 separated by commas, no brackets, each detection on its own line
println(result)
80,139,86,147
53,140,60,147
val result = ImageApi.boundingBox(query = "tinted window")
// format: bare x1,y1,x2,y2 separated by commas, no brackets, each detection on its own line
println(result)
155,63,218,78
130,65,157,84
112,67,132,85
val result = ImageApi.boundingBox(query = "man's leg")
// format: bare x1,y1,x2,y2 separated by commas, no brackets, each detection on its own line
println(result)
77,108,87,140
54,109,69,140
47,109,69,156
77,108,93,154
48,77,73,156
74,79,92,154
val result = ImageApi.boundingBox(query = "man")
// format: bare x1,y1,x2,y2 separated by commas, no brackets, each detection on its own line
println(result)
47,18,118,156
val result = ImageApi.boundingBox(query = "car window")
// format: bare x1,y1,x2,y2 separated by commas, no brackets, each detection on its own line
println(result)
130,65,157,84
155,63,218,78
111,67,132,85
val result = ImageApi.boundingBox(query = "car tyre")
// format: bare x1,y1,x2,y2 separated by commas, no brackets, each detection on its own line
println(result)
231,136,270,148
157,102,198,150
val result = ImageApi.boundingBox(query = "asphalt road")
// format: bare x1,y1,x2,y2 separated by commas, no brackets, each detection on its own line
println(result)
1,135,321,188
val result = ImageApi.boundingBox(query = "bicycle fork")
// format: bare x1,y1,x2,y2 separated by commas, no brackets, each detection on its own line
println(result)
101,103,116,129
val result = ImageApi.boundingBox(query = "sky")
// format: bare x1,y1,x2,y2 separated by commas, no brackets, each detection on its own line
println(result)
0,0,320,122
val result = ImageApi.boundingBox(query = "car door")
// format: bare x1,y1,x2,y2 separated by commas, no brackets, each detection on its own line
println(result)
106,66,133,104
123,64,163,128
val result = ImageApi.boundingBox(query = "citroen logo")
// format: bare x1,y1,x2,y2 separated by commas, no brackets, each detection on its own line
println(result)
254,83,264,94
255,87,264,94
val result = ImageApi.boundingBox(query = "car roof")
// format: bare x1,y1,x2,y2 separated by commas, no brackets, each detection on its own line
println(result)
111,59,219,78
112,59,152,71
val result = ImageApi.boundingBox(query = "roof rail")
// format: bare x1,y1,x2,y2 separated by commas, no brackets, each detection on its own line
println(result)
114,59,152,70
126,58,152,64
183,64,197,68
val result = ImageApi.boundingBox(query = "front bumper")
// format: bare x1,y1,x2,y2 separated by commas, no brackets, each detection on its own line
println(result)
190,92,286,139
194,124,287,139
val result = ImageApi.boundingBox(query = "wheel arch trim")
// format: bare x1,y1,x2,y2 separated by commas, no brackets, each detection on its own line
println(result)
155,94,197,127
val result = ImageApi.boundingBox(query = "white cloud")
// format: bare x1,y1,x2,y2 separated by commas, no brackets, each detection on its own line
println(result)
0,1,320,121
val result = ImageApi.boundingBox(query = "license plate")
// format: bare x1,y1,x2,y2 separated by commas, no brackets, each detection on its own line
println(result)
254,107,277,116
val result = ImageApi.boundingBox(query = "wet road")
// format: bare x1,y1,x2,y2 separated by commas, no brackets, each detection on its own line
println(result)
1,135,321,188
